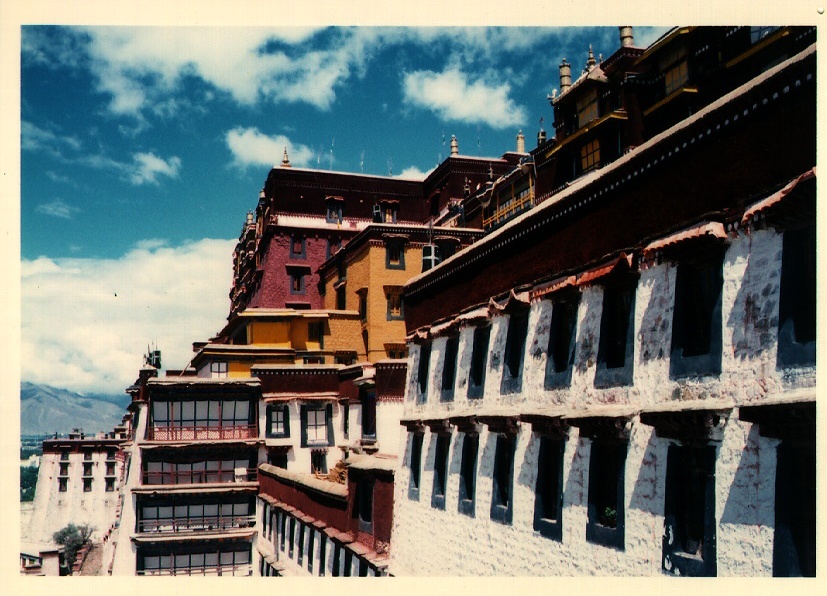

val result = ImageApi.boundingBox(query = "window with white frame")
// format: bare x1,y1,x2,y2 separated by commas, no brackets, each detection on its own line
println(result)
210,361,228,378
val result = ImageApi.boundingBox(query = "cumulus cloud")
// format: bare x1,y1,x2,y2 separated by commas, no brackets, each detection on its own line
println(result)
21,121,82,155
21,238,236,395
395,166,432,181
130,152,182,185
35,198,79,219
402,68,526,128
225,127,315,168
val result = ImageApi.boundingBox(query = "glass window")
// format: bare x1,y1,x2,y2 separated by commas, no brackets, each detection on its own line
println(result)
580,139,601,173
210,361,228,378
576,89,599,126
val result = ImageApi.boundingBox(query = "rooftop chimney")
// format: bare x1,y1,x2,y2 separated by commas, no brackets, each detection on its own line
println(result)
559,59,572,93
450,135,459,156
281,147,291,168
619,26,634,47
516,130,526,153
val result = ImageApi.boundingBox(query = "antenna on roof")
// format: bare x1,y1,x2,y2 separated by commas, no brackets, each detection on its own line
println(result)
360,150,365,173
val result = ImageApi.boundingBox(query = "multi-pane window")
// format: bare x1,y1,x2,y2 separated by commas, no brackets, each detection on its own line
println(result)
431,434,450,510
751,25,780,44
468,325,491,399
545,293,580,389
266,405,290,438
663,445,716,576
301,404,333,447
386,288,404,320
576,89,599,127
386,344,407,360
490,434,515,525
670,253,724,378
458,434,479,517
151,400,251,429
586,441,627,549
143,458,252,485
139,501,252,533
534,436,564,540
594,279,637,388
408,432,424,500
777,225,816,368
139,548,251,576
580,139,601,173
210,361,228,378
501,310,529,394
441,335,459,401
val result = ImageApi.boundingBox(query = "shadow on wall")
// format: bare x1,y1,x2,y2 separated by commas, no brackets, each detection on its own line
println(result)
719,424,767,526
516,432,540,489
628,428,666,516
727,236,779,361
637,268,673,365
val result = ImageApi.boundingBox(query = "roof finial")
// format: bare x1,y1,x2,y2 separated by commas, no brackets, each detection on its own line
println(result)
586,44,596,71
450,135,459,156
281,147,291,168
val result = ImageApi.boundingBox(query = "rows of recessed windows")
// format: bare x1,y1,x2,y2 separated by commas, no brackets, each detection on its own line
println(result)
415,226,815,402
56,448,119,493
259,501,381,577
405,418,813,576
137,544,251,576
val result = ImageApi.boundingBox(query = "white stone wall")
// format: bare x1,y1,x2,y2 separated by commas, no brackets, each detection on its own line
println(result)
261,400,344,473
391,229,810,576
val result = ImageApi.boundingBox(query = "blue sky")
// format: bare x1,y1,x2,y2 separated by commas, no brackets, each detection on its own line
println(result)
17,24,677,395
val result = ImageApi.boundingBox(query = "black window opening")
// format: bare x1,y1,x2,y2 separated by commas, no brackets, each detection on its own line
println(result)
545,293,580,389
467,325,491,399
361,390,376,442
458,434,479,517
326,201,343,224
358,291,368,322
289,271,306,295
300,404,334,448
288,517,296,558
297,523,305,566
416,342,431,403
310,450,328,475
408,432,424,500
385,241,405,270
533,436,564,541
773,439,816,577
440,335,459,401
265,405,290,438
490,434,516,525
777,225,816,369
662,445,717,576
308,321,325,348
83,478,93,492
670,253,725,379
326,238,341,259
386,289,404,321
331,543,341,576
501,310,529,394
355,477,375,534
586,441,627,549
594,280,637,388
336,286,347,310
431,434,451,510
58,477,68,492
307,527,315,573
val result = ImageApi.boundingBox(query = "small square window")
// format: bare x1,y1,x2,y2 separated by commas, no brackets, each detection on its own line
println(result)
386,288,404,321
490,434,515,525
458,434,478,517
291,236,306,259
385,241,405,270
105,478,115,492
59,463,69,476
431,434,450,510
290,272,306,295
106,462,116,476
311,450,328,475
83,451,93,461
83,462,93,476
580,139,601,173
83,478,93,492
210,361,228,378
301,405,332,448
58,477,68,492
576,89,599,127
60,451,70,461
664,60,689,94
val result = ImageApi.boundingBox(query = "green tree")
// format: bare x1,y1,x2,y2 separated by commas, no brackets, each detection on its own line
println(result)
20,466,38,501
53,523,94,573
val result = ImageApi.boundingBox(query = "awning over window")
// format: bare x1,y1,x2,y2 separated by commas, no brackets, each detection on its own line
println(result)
741,168,816,226
575,252,635,287
563,405,637,440
530,275,577,301
489,288,531,313
739,393,815,440
639,400,733,441
642,221,727,260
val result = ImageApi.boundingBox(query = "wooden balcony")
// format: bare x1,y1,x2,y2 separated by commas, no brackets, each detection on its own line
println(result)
142,467,258,485
147,424,257,442
137,514,256,534
136,564,252,576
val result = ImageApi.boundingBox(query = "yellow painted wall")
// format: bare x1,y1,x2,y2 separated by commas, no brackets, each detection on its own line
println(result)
228,361,251,377
248,321,290,346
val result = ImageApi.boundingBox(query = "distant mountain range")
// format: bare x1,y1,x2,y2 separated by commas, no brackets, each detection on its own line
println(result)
20,382,131,436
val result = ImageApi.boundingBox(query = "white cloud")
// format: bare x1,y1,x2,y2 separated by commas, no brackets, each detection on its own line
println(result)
21,121,82,154
395,166,432,181
35,198,79,219
402,68,526,128
225,127,314,168
130,152,182,185
21,238,236,395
